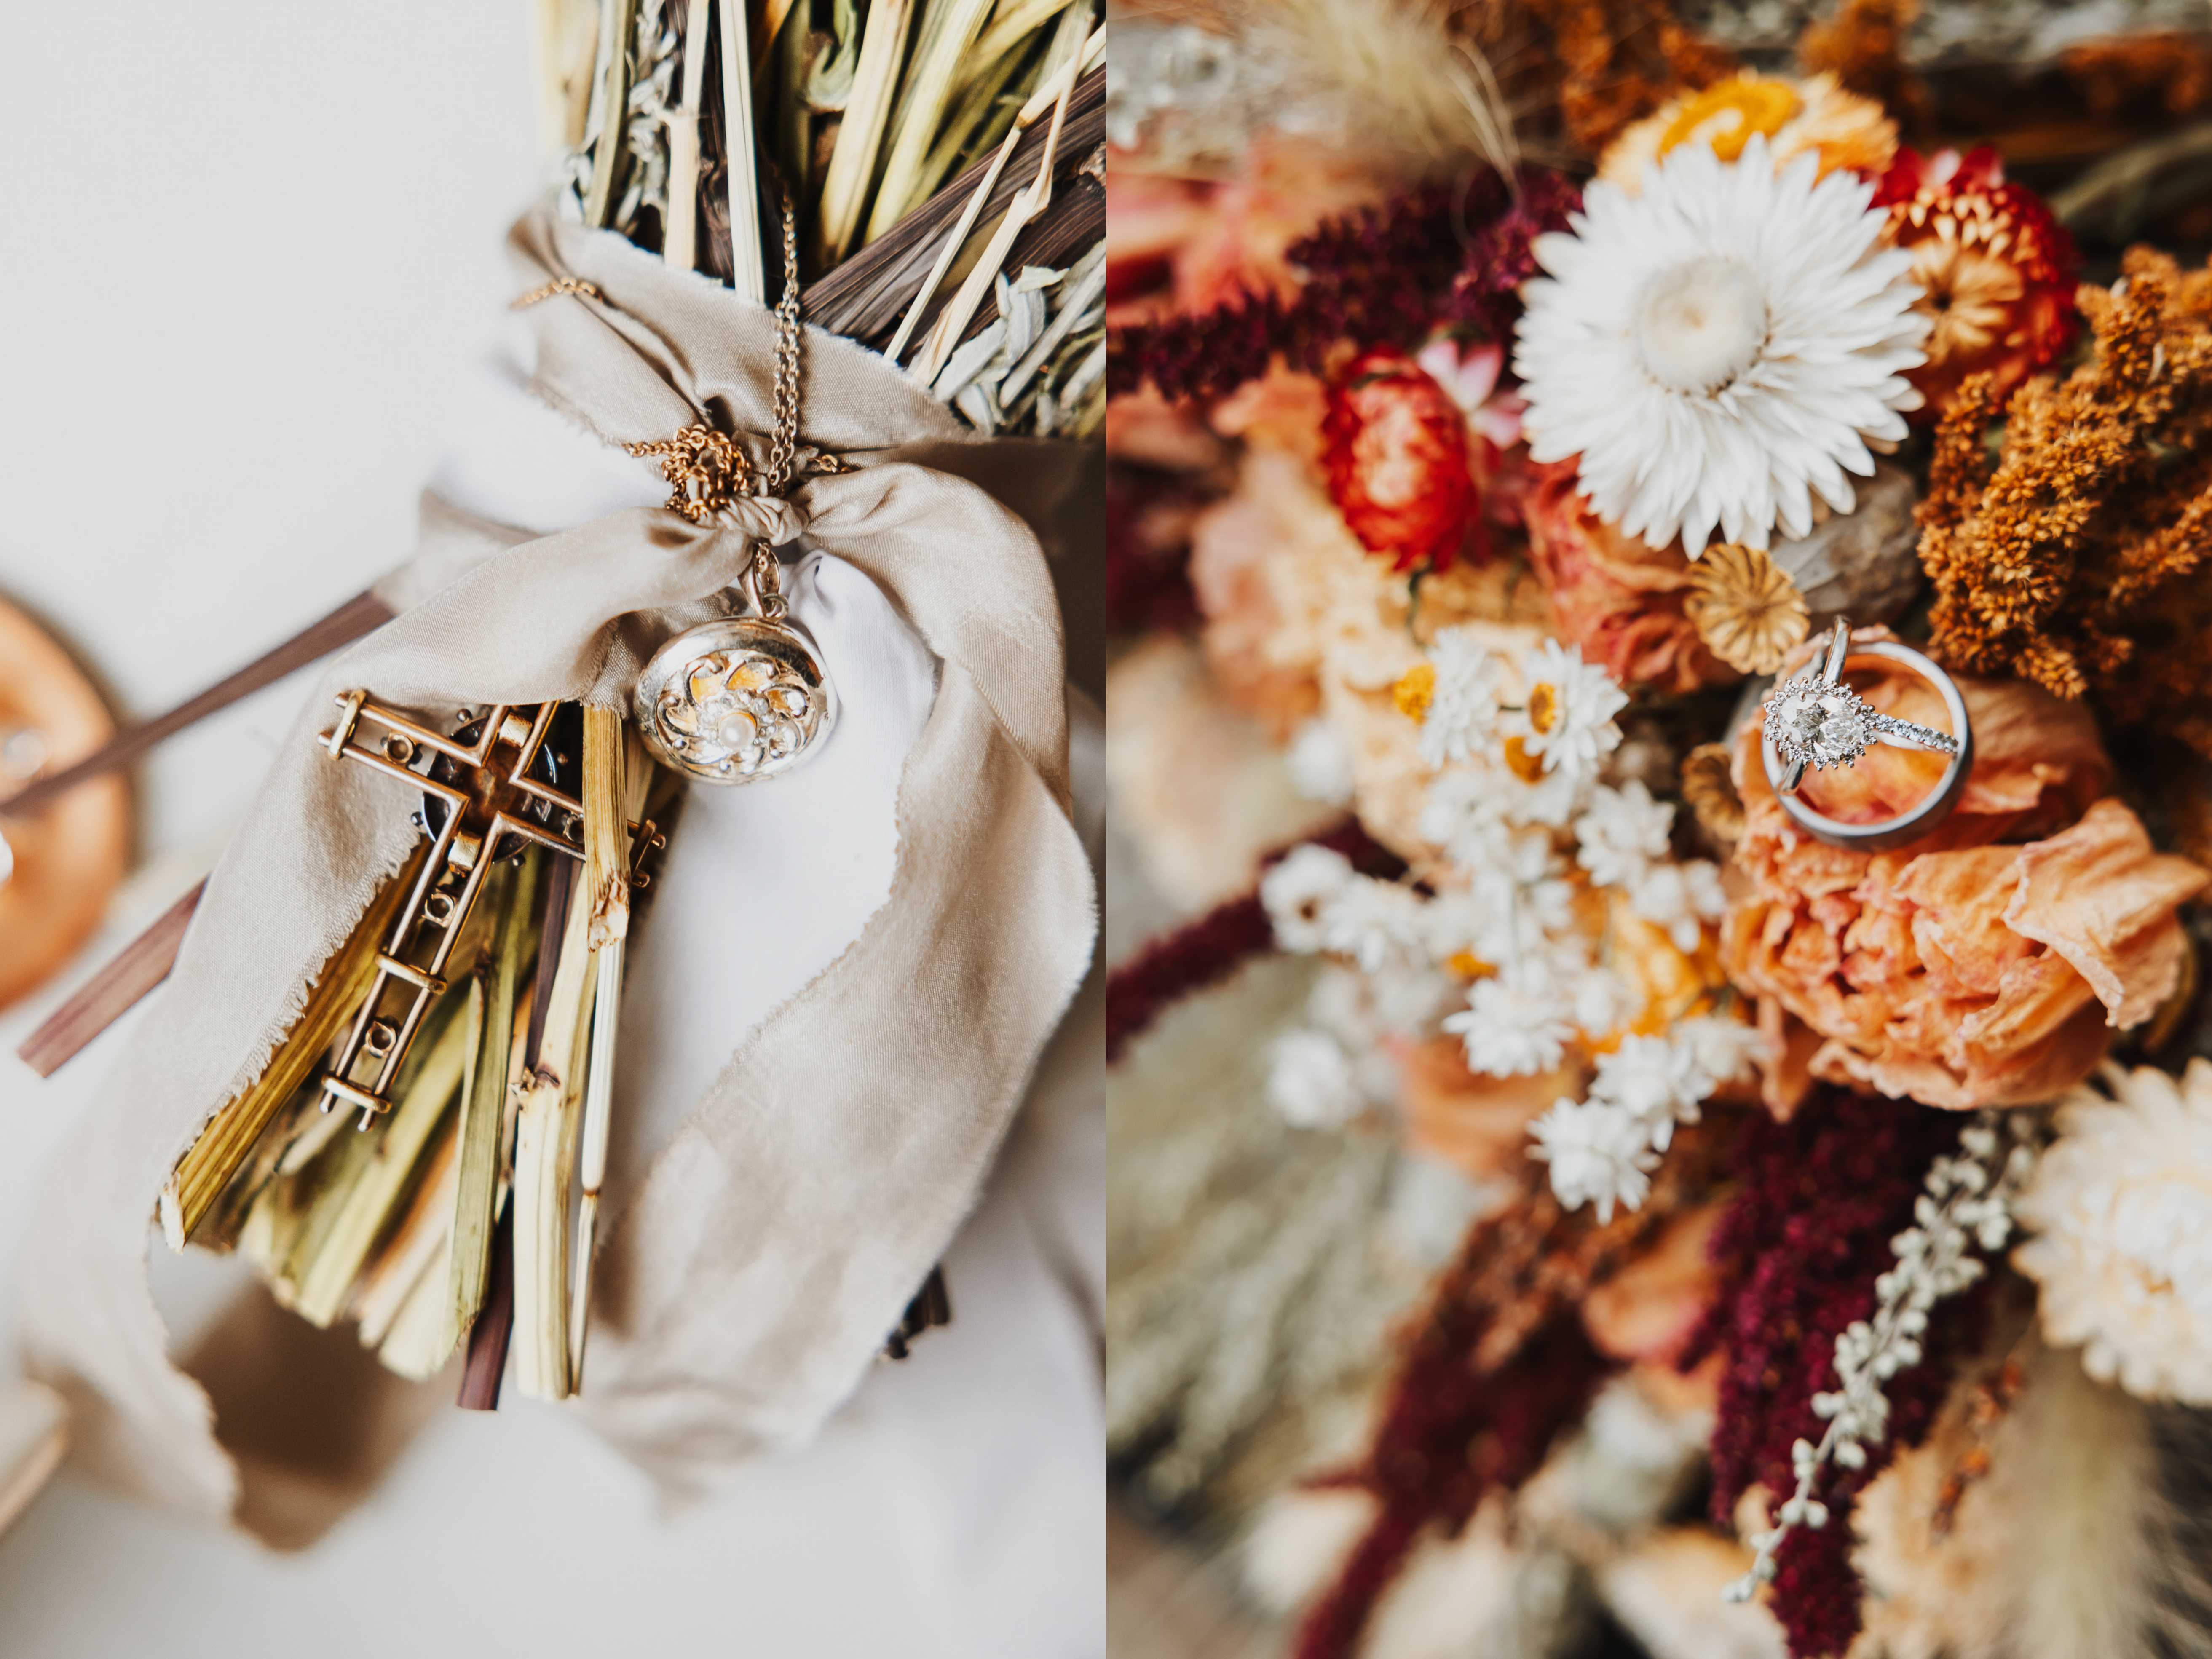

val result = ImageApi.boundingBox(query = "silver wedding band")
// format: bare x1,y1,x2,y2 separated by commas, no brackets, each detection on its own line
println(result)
1759,622,1974,851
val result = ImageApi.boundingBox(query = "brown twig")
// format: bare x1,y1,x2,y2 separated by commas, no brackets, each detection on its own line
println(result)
883,1265,953,1359
16,880,206,1077
458,1206,517,1411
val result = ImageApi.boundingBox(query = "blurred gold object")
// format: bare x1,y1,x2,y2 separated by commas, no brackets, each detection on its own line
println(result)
0,598,131,1013
1681,741,1747,848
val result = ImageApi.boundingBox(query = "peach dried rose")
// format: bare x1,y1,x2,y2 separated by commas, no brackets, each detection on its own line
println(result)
1104,386,1229,473
1524,458,1737,695
1724,631,2204,1110
1393,1035,1579,1184
1582,1201,1725,1364
1153,137,1396,318
1186,448,1341,736
1211,367,1329,468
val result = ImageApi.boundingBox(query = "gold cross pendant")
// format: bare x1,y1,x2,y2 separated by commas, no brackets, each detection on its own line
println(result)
316,695,595,1129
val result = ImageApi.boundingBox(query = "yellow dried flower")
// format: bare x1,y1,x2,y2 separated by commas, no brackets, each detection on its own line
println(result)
1684,543,1810,675
1920,250,2212,754
1599,70,1897,193
1393,662,1437,721
1658,75,1802,161
1503,735,1547,782
1526,681,1562,735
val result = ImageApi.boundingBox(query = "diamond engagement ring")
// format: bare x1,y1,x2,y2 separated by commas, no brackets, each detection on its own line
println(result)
1759,621,1973,850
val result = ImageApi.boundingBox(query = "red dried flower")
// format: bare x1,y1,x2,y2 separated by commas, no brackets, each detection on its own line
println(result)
1445,167,1585,343
1874,147,2080,417
1321,349,1478,572
1294,1126,1735,1659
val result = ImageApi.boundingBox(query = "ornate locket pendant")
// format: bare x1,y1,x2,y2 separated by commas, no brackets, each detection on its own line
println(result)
633,562,837,784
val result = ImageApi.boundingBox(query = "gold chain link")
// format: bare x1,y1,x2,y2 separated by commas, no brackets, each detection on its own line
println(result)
511,277,603,310
581,191,844,624
764,192,803,498
622,425,755,524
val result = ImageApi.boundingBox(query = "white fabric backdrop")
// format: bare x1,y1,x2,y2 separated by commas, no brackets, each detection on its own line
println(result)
0,3,1103,1653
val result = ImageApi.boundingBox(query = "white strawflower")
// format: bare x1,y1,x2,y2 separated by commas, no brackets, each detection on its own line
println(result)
1418,628,1504,768
1421,886,1510,969
1514,135,1928,553
1568,962,1641,1040
1628,859,1728,952
1419,768,1512,868
1510,640,1627,779
1362,963,1457,1035
2015,1060,2212,1405
1674,1013,1767,1096
1590,1033,1704,1147
1529,1098,1659,1222
1497,762,1589,828
1575,781,1677,889
1285,717,1356,805
1265,1028,1368,1130
1319,875,1425,972
1495,871,1584,947
1443,964,1576,1077
1468,826,1577,941
1260,844,1354,953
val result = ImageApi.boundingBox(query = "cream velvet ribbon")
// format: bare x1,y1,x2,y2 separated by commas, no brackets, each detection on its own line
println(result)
17,211,1098,1521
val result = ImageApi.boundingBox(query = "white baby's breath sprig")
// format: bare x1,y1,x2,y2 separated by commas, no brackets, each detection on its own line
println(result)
1723,1110,2042,1604
1527,1015,1766,1217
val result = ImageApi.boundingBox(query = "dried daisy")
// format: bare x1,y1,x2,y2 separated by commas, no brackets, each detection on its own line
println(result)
1596,69,1898,193
1874,146,2080,418
1515,136,1927,553
1684,542,1810,674
2015,1060,2212,1405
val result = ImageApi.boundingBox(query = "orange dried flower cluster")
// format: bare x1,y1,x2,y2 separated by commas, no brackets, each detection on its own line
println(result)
1797,0,1930,131
2063,33,2212,120
1920,249,2212,752
1516,0,1737,158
